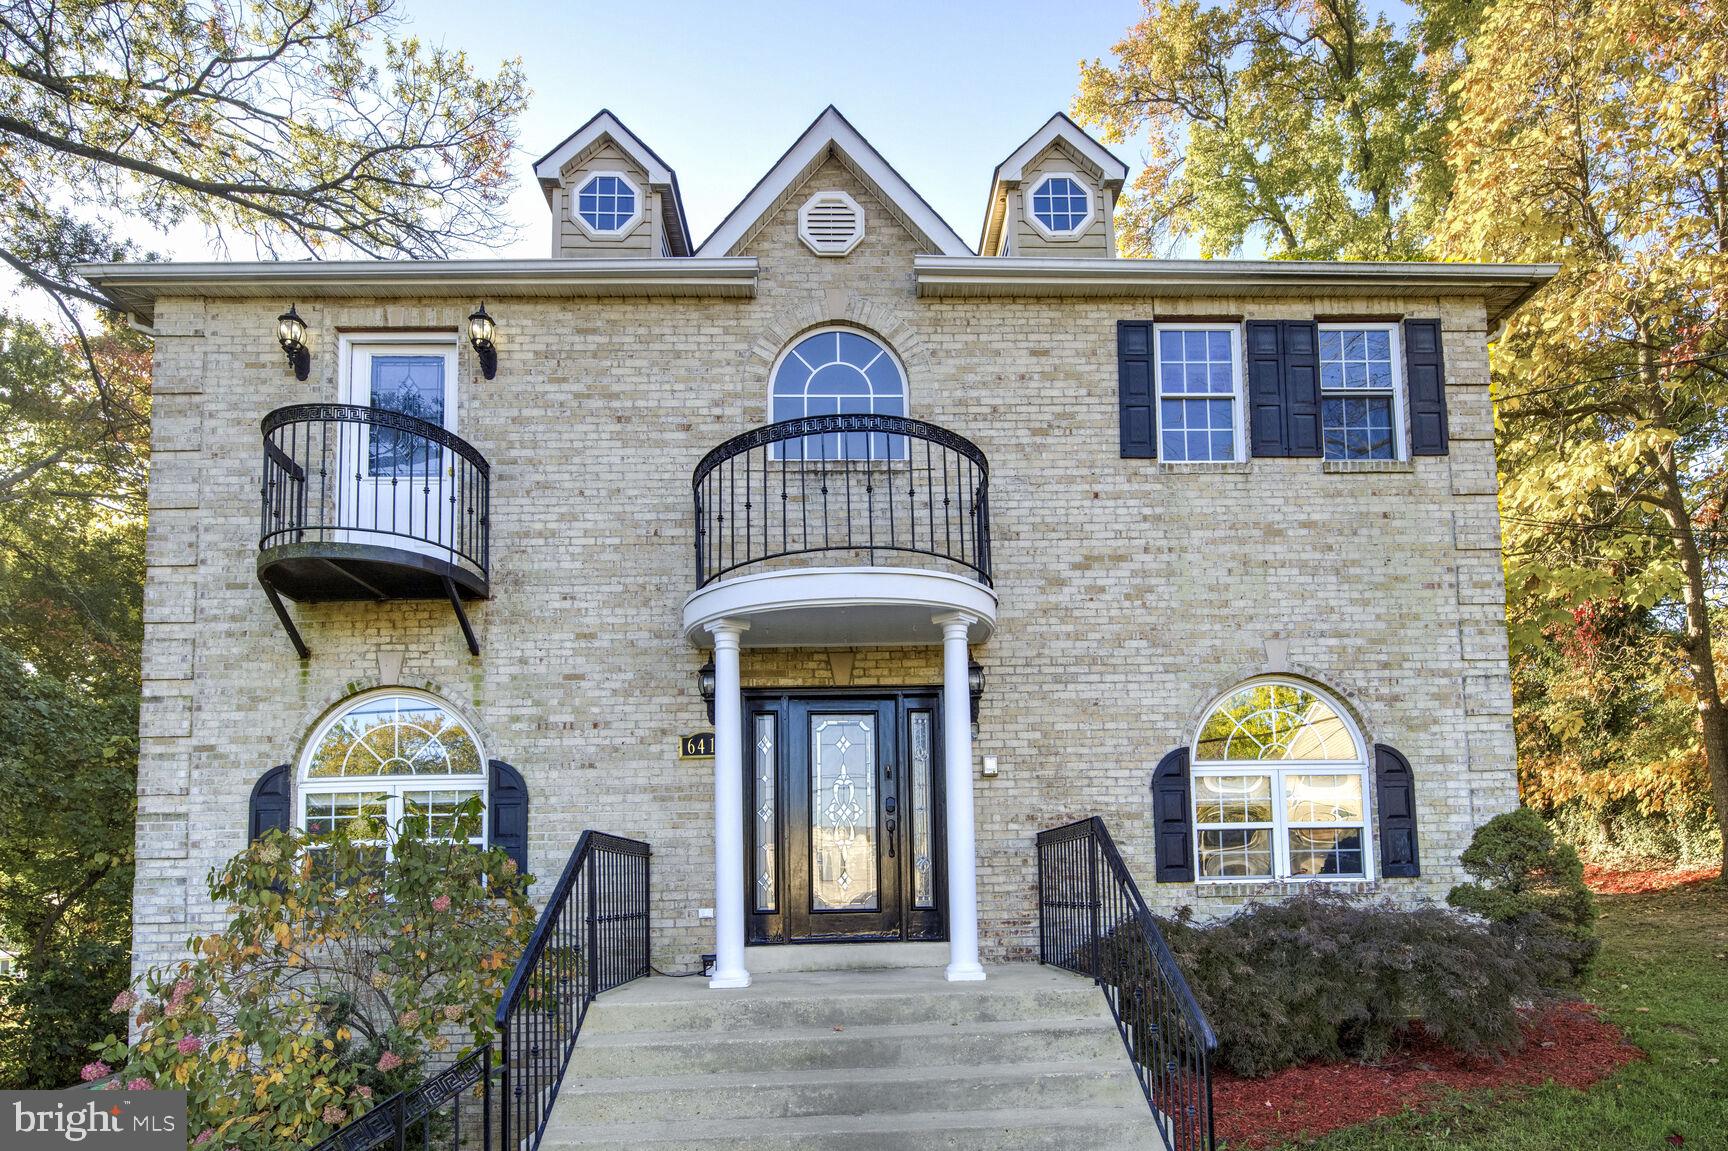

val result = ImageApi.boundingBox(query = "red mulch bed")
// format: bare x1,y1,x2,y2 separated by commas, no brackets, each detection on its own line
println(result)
1584,864,1721,895
1211,1002,1643,1148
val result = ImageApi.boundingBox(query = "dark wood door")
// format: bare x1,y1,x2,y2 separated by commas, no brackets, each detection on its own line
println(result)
745,692,944,944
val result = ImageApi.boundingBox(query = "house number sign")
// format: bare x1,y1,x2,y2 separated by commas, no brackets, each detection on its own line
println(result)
680,732,715,759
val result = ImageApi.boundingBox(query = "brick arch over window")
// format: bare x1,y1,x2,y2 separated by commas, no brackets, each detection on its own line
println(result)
746,297,930,384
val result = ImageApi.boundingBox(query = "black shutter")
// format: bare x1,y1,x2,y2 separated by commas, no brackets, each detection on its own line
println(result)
1374,744,1421,878
1118,321,1157,458
1404,319,1449,455
248,764,291,842
489,760,530,878
1150,747,1194,882
1247,320,1322,457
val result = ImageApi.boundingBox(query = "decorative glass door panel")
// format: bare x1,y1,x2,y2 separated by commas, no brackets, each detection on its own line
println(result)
746,693,945,944
810,714,879,912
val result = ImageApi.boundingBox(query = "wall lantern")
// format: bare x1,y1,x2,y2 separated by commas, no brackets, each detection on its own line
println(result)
698,657,717,723
276,304,310,380
468,302,498,379
968,659,985,726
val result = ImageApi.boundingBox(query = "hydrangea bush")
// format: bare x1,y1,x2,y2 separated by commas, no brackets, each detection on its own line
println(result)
94,805,533,1148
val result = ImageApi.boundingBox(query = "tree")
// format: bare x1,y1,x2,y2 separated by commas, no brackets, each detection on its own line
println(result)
94,817,532,1148
0,313,146,1088
1441,0,1728,875
1074,0,1445,258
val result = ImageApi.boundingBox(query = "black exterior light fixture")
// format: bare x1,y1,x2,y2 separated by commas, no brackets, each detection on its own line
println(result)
276,304,310,380
468,302,498,379
698,657,717,723
968,659,985,726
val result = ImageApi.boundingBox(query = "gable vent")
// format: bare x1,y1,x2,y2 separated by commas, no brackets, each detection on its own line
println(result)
798,191,866,256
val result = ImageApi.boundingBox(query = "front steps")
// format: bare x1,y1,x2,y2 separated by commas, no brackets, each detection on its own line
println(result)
540,964,1158,1150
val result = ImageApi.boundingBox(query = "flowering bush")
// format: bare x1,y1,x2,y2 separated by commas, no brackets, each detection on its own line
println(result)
95,804,533,1148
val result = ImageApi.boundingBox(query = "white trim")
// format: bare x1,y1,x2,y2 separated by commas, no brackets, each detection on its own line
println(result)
1318,321,1407,462
994,113,1128,187
1024,171,1096,241
1189,677,1375,884
797,190,866,256
338,331,460,428
682,567,997,647
571,170,645,239
533,111,674,187
696,107,971,257
1152,322,1246,463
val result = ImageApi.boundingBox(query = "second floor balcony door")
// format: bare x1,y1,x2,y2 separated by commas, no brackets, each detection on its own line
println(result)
340,337,460,561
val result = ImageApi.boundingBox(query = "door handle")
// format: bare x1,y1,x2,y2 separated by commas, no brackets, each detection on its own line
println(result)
885,817,896,857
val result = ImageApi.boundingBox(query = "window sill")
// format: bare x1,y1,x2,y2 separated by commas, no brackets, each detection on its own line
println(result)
1191,878,1380,899
1322,459,1415,474
1157,460,1252,475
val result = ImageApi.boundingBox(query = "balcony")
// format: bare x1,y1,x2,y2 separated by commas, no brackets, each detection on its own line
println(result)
684,414,996,648
257,404,490,657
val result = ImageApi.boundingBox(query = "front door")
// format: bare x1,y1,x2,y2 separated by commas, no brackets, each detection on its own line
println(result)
340,338,459,558
746,693,944,944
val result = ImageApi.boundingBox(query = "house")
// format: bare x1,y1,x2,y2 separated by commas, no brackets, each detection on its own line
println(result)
84,106,1553,1147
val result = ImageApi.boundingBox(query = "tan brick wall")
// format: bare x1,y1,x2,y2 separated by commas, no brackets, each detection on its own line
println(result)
131,155,1516,978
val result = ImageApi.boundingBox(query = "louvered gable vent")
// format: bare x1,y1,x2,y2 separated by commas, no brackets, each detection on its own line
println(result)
798,191,865,256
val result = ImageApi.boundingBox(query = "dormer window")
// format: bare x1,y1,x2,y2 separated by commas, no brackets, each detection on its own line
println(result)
1027,173,1093,238
574,171,641,237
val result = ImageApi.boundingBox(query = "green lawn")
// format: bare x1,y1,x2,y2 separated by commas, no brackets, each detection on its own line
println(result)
1266,880,1728,1151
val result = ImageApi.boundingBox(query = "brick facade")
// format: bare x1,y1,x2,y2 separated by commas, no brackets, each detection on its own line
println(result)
129,152,1517,978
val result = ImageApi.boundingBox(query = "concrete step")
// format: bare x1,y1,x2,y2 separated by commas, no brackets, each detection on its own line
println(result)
582,967,1104,1034
567,1016,1123,1077
549,1059,1143,1124
744,941,950,973
541,1103,1162,1150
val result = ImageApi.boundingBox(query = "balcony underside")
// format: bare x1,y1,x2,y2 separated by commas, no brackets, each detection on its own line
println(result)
682,567,996,648
258,541,489,603
257,542,488,659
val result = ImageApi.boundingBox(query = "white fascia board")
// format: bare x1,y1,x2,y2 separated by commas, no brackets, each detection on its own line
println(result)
995,113,1129,186
532,110,674,187
914,256,1560,324
697,106,972,257
76,257,758,325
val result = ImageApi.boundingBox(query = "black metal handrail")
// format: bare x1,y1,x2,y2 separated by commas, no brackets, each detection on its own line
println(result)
494,832,650,1151
1037,818,1217,1151
692,414,991,587
260,403,491,580
309,1046,489,1151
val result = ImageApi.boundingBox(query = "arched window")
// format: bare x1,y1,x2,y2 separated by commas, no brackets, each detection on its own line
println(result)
1190,679,1371,881
770,328,908,460
299,691,487,862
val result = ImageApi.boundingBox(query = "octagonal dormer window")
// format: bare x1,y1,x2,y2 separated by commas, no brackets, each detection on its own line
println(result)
574,171,641,237
1027,173,1093,239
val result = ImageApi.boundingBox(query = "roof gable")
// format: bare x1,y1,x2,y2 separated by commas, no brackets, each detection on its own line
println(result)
697,106,971,257
533,110,692,256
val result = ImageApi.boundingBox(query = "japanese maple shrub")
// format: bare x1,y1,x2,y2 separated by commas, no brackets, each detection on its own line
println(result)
1448,807,1599,985
93,805,533,1149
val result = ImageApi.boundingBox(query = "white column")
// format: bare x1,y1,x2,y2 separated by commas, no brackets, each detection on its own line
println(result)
936,612,986,982
706,619,751,989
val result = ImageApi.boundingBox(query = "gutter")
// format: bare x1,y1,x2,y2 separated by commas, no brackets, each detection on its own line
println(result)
76,257,760,326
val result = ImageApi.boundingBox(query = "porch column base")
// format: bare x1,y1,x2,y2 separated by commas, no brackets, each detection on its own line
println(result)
937,611,986,983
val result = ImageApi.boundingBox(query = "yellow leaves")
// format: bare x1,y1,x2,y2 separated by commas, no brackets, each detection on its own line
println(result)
272,922,293,949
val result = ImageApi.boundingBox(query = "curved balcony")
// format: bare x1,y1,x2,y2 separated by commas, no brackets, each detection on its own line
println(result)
257,404,490,657
685,414,995,647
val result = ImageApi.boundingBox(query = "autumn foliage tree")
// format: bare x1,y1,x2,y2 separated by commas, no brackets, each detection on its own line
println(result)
1441,0,1728,874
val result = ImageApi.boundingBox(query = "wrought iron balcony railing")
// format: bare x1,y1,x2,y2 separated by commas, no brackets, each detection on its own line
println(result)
692,414,991,587
257,404,491,657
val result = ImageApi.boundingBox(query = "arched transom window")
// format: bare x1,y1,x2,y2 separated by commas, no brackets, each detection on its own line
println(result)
770,328,908,460
300,691,487,860
1191,680,1371,882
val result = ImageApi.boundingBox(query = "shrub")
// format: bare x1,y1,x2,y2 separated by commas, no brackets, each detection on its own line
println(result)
1139,895,1539,1078
94,805,533,1149
1448,807,1599,985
